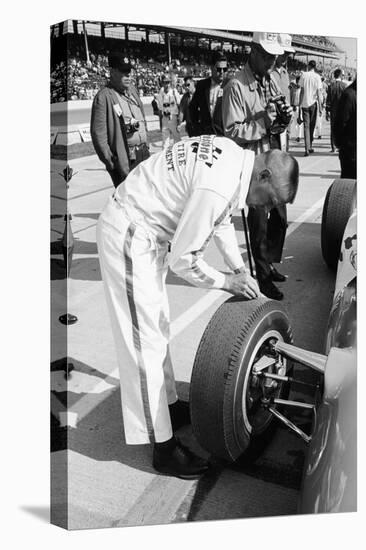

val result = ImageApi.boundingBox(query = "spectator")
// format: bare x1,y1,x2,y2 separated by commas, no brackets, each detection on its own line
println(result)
290,75,303,142
90,53,150,188
151,93,162,130
334,79,356,178
315,76,327,139
157,75,181,149
189,50,228,136
272,34,295,151
178,76,196,137
298,60,323,156
326,69,347,152
222,31,293,301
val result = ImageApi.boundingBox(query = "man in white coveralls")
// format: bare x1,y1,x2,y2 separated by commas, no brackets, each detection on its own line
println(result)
96,135,299,479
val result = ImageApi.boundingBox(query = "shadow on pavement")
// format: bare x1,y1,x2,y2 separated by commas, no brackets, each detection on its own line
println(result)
20,506,50,523
51,364,193,477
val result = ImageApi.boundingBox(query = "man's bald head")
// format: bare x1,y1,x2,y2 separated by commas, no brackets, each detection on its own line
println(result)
247,150,299,208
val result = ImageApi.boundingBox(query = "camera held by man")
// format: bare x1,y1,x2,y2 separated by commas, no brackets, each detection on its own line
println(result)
125,117,140,135
267,95,293,134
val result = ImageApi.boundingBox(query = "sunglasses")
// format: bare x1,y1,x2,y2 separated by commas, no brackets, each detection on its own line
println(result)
215,67,228,73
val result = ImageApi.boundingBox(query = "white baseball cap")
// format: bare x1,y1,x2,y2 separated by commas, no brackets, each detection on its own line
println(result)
278,33,295,53
252,31,284,55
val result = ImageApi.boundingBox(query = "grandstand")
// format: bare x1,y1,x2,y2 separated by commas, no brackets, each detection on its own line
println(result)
50,20,344,104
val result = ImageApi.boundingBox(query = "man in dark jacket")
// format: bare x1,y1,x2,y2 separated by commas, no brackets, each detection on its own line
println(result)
326,69,347,152
189,50,228,136
334,79,357,179
178,76,195,137
90,54,149,188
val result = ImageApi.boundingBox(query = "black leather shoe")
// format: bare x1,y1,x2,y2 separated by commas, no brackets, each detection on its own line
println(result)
269,264,287,282
304,152,309,157
153,438,210,479
169,400,191,431
259,279,284,300
309,148,314,153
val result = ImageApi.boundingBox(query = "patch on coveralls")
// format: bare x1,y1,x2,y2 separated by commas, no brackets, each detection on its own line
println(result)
191,135,222,167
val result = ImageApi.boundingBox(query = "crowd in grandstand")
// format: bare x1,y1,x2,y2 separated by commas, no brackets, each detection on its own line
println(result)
293,34,337,48
50,33,354,103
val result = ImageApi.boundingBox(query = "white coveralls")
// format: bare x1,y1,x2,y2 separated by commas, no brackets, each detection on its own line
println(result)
96,135,254,444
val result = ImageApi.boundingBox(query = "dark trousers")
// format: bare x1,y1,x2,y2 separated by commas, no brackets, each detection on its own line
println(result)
108,145,150,188
330,115,336,151
302,103,318,153
339,148,356,179
108,169,124,189
247,204,287,282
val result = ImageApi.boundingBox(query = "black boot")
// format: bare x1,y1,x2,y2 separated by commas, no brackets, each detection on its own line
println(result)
269,263,287,282
153,437,210,479
169,400,191,431
259,277,284,300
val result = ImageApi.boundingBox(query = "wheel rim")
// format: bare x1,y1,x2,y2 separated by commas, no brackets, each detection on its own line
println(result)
240,329,286,435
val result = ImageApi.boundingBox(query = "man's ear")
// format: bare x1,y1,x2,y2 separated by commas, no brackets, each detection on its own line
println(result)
258,168,272,182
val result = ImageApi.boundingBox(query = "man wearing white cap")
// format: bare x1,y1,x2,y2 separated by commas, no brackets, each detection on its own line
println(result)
273,33,295,151
222,31,293,301
96,135,299,479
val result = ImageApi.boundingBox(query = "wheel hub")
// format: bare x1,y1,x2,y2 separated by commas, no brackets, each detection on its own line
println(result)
242,332,287,435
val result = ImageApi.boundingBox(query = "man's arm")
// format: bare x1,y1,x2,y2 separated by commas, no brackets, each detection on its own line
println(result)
333,88,354,149
90,92,116,172
213,214,245,271
169,189,259,298
317,78,323,115
325,85,331,119
222,80,273,145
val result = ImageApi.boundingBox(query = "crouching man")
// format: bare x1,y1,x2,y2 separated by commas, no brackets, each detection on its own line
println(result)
96,135,299,479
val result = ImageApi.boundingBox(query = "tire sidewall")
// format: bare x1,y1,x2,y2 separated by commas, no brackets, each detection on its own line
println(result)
223,308,292,456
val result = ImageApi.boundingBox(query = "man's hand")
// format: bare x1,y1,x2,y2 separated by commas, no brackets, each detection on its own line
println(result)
279,100,293,119
264,102,277,127
223,272,260,299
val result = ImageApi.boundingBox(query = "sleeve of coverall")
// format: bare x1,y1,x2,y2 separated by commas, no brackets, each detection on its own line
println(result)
169,189,233,289
222,80,269,145
213,214,246,272
90,92,115,173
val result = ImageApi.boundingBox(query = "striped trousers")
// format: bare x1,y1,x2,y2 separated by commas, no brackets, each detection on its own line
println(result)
96,196,177,444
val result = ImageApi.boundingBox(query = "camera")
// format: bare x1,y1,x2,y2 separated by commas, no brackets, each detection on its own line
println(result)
268,95,292,134
163,102,171,118
125,118,140,134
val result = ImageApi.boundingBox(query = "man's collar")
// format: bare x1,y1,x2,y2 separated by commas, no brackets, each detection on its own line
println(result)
245,62,260,91
109,82,128,95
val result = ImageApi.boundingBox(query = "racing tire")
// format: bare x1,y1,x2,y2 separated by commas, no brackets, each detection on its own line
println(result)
190,297,293,463
321,178,356,271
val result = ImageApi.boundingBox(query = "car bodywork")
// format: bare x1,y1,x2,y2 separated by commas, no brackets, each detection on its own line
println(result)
299,211,357,514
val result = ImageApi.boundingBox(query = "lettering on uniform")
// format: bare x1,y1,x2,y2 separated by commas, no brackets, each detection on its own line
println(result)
176,142,187,167
165,146,175,171
191,136,223,168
